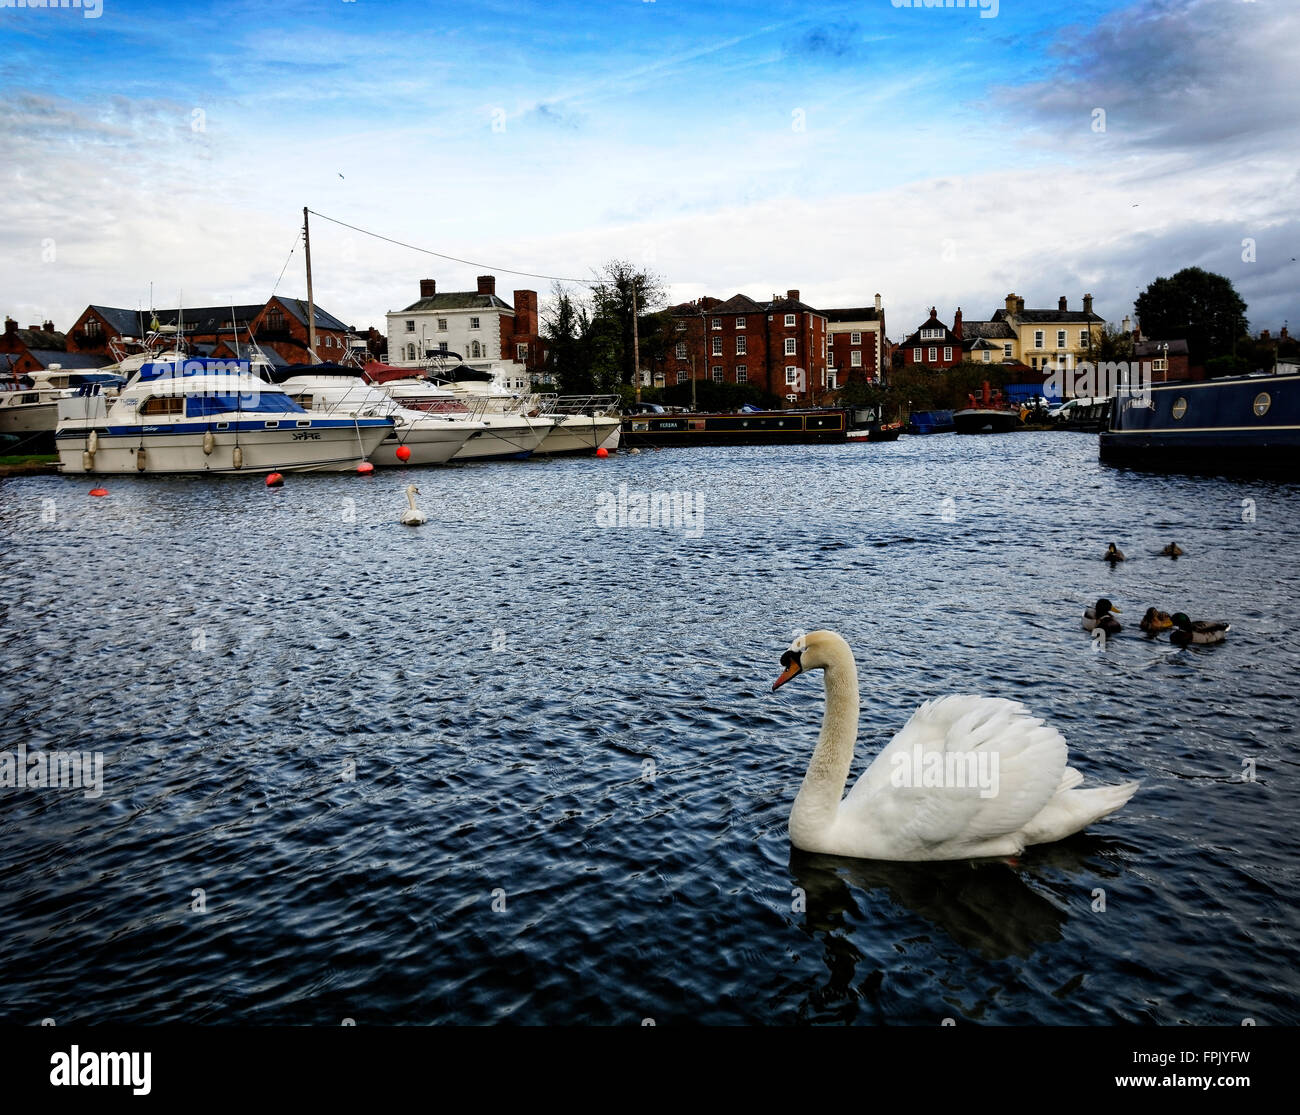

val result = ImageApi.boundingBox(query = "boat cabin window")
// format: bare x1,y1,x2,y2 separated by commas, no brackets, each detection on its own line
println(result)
140,396,184,416
296,395,314,410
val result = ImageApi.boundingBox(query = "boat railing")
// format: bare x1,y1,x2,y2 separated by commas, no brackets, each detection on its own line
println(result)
536,393,621,417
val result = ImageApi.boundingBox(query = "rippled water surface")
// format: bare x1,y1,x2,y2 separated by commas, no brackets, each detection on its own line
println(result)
1,433,1297,1025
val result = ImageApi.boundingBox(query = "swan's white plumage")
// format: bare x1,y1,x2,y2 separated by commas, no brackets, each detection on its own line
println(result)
782,632,1138,861
400,484,427,526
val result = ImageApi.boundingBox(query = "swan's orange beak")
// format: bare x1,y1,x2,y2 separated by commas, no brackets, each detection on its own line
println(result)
772,651,802,691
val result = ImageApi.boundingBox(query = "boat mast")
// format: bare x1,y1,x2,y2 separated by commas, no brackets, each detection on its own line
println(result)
303,206,317,360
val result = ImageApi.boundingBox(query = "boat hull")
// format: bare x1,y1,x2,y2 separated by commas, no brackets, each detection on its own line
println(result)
621,409,848,448
1100,373,1300,475
370,423,475,466
55,422,391,474
449,417,550,461
534,415,622,455
953,408,1020,434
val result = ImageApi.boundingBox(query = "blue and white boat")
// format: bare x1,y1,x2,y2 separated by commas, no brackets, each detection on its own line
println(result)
1100,371,1300,474
55,356,393,474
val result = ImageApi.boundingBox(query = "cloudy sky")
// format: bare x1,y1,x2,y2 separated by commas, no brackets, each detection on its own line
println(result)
1,0,1296,339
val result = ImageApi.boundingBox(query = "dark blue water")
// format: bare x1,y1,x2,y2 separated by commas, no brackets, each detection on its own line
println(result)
1,433,1297,1024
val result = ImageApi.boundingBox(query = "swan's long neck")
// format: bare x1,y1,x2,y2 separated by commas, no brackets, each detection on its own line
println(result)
789,643,859,844
406,489,417,511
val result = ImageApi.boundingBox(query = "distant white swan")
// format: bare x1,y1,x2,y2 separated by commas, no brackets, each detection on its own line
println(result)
400,484,427,526
771,630,1138,861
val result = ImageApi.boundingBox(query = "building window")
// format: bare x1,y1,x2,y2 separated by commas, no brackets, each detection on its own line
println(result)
677,370,690,385
470,317,480,330
943,346,952,362
711,318,722,330
785,366,799,385
736,336,747,355
439,342,448,354
1030,357,1038,370
1080,329,1090,347
913,347,922,362
1003,343,1013,359
1153,358,1167,372
736,317,746,330
712,366,724,382
1034,330,1044,349
84,319,102,338
406,343,416,360
851,351,862,367
982,350,991,363
516,343,528,363
405,319,415,332
266,311,285,332
676,341,687,360
712,337,723,356
828,372,838,390
1056,329,1066,349
850,331,862,344
675,321,685,332
437,318,447,331
784,314,796,327
735,365,747,383
784,337,796,356
921,327,944,340
928,347,937,362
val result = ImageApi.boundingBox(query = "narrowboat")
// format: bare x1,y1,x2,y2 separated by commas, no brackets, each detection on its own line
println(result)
1100,372,1300,473
620,408,850,448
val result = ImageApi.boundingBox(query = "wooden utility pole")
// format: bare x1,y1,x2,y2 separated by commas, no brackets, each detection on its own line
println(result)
631,281,641,403
690,354,696,411
303,206,318,360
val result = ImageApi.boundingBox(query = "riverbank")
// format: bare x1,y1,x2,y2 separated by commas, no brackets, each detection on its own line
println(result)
0,454,58,478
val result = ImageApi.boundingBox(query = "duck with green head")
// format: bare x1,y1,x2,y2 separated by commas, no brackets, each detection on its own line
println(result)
1083,598,1122,634
1170,613,1230,646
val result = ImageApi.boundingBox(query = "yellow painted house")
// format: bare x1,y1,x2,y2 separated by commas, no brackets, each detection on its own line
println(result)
989,293,1105,370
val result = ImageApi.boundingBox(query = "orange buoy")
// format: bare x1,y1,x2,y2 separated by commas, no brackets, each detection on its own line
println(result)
595,447,609,458
395,445,412,462
357,461,375,474
89,487,108,497
266,472,284,487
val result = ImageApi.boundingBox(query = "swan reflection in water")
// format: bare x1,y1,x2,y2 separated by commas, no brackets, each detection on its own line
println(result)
786,835,1131,1021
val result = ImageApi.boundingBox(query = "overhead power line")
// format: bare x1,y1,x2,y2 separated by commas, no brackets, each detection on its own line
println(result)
305,208,597,286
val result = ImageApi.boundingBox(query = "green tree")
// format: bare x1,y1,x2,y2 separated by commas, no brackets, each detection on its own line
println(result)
540,284,597,393
1134,267,1247,367
589,259,667,385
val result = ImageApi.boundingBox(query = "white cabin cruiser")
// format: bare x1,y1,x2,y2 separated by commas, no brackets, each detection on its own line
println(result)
364,363,551,461
533,394,622,455
55,356,392,474
1,368,127,452
273,368,481,466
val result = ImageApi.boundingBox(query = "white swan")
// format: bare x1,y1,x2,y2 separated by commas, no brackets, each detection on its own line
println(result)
771,630,1138,861
400,484,427,526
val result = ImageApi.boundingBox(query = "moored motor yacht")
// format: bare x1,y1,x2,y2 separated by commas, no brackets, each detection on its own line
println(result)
365,362,551,461
272,366,481,466
55,356,392,474
533,394,622,455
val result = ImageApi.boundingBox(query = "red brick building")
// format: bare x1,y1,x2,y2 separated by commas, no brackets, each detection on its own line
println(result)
667,289,829,403
1,317,112,376
899,308,964,368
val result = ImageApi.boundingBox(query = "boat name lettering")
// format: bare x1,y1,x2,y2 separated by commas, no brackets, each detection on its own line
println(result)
291,430,321,441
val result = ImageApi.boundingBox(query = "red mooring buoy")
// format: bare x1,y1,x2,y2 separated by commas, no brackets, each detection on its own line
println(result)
266,472,284,487
89,488,108,497
357,461,375,475
595,447,609,458
395,445,412,462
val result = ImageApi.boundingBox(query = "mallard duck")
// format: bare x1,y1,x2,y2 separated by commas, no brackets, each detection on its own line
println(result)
1139,607,1174,634
1083,598,1122,634
1169,613,1230,646
1104,542,1125,563
1159,542,1184,558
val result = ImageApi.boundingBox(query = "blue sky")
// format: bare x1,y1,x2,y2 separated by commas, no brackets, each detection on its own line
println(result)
2,0,1296,337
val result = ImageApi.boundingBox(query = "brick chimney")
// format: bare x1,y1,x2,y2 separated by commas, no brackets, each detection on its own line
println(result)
1083,293,1093,315
874,293,882,314
4,317,15,336
953,307,963,339
419,279,436,298
513,290,538,335
1058,296,1067,312
477,275,496,296
787,289,800,302
1015,297,1025,314
1282,325,1290,340
1005,293,1017,315
42,319,54,333
1260,329,1271,341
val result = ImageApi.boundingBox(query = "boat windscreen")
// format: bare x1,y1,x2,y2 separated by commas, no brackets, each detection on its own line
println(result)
185,393,306,417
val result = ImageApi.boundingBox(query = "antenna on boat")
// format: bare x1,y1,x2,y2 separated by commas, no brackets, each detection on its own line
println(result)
231,298,240,359
303,206,319,362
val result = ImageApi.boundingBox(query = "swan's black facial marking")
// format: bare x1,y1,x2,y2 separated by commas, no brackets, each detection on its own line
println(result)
772,648,803,691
